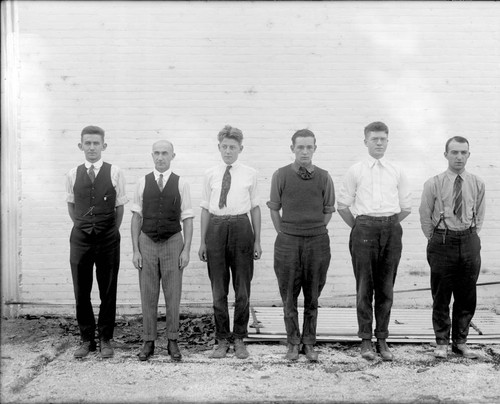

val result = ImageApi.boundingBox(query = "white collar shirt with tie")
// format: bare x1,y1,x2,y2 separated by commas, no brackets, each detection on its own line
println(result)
337,156,412,217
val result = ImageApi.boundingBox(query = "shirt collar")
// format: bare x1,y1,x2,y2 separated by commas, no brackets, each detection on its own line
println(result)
154,168,172,180
85,159,103,169
221,161,240,170
367,156,385,168
446,168,466,181
292,161,315,173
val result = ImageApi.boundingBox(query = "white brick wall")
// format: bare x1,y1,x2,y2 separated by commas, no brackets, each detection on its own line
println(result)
7,1,500,314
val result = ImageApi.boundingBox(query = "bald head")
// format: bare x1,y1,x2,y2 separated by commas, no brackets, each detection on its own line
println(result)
151,140,176,172
152,140,174,153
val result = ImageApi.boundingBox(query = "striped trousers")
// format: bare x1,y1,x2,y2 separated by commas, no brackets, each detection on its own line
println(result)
138,231,184,341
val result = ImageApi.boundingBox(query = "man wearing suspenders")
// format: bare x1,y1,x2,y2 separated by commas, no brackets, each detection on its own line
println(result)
419,136,485,359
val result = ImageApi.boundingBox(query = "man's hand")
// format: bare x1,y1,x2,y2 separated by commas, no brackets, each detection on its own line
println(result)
198,243,208,262
132,251,143,270
253,241,262,260
179,249,190,270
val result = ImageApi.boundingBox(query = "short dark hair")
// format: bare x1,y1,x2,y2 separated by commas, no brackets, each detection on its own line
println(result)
291,129,316,145
218,125,243,144
364,122,389,137
81,125,105,140
445,136,469,152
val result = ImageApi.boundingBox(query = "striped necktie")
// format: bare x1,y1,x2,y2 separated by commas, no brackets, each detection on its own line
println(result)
453,175,463,220
158,173,164,192
218,165,232,209
88,165,96,183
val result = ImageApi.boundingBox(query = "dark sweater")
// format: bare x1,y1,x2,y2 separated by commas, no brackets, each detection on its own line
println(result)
277,165,329,236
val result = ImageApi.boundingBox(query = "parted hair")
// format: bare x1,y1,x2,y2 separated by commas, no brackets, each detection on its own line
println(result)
218,125,243,144
445,136,469,152
364,121,389,137
291,129,316,145
81,125,105,140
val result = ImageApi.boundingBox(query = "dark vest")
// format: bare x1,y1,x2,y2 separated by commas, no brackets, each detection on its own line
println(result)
141,172,182,242
73,162,116,234
279,165,328,236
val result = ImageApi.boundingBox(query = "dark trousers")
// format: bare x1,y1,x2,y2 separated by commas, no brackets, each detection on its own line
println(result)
427,230,481,345
274,232,330,345
206,214,254,340
70,226,120,341
349,215,402,340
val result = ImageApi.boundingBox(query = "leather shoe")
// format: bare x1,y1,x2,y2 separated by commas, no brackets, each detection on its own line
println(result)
434,344,448,359
167,339,182,361
302,344,319,362
234,338,249,359
138,341,155,361
360,339,376,361
452,343,478,359
376,339,394,361
285,343,299,361
74,340,96,358
100,339,114,359
210,339,230,359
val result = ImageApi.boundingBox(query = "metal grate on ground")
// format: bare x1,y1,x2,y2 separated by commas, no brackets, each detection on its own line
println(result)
244,307,500,344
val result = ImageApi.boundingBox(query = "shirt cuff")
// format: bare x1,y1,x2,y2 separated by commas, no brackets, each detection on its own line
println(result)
266,201,281,210
323,205,336,214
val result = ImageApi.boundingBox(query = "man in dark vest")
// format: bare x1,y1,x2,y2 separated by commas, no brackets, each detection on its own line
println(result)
131,140,194,361
66,125,128,359
267,129,335,362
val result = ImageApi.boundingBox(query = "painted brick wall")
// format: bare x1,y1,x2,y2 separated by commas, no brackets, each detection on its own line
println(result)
12,1,500,314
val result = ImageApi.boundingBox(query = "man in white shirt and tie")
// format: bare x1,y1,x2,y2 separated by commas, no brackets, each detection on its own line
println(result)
198,125,262,360
337,122,411,361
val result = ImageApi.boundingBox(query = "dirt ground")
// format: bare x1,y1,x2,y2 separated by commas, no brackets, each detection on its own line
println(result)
1,314,499,404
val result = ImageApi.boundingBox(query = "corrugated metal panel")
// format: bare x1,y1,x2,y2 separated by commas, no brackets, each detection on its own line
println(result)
246,307,500,344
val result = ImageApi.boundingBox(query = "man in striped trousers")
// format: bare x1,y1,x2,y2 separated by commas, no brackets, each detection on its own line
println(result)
131,140,194,361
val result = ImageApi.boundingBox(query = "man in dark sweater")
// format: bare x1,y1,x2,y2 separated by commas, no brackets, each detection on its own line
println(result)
267,129,335,361
131,140,194,361
66,126,128,359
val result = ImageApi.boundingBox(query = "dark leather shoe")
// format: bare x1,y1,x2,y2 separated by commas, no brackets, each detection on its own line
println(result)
361,339,376,361
376,339,394,361
452,343,478,359
167,339,182,361
302,344,319,362
100,339,114,359
74,340,96,358
138,341,155,361
285,344,299,361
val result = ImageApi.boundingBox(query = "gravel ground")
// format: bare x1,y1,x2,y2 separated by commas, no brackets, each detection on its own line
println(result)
1,315,500,403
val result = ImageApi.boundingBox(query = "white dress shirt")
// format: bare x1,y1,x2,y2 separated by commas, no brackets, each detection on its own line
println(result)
200,161,260,215
130,169,194,221
337,156,411,217
65,159,128,206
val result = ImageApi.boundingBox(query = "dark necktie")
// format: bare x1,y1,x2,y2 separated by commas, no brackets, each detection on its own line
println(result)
88,165,96,183
453,175,463,220
158,173,164,192
218,165,232,209
297,166,313,180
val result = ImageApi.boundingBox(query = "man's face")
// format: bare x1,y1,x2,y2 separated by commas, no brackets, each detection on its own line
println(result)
152,141,175,173
79,134,106,163
218,138,243,165
364,131,388,159
291,136,316,166
445,140,470,174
